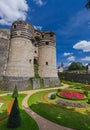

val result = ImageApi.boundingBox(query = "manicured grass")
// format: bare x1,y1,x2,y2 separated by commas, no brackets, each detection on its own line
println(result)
0,99,9,119
0,94,39,130
0,91,10,94
28,90,90,130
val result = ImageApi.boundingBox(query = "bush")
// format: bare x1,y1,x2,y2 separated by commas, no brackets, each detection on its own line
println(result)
7,97,21,128
87,99,90,104
83,90,88,97
57,89,61,92
12,86,18,98
50,94,56,99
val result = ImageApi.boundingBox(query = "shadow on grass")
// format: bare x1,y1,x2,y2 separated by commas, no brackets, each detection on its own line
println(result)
29,102,90,130
0,108,39,130
0,109,8,121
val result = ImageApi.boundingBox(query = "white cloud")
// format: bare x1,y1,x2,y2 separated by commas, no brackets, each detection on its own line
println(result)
63,52,73,56
34,25,43,30
67,56,75,61
33,0,45,6
81,56,90,61
73,40,90,52
0,0,28,25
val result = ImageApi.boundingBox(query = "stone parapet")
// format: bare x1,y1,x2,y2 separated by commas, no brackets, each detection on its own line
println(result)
11,21,34,41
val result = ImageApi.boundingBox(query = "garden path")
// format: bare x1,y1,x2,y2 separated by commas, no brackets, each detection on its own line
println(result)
21,84,75,130
0,84,75,130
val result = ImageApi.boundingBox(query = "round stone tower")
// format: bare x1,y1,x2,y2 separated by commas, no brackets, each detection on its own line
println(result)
38,31,58,78
4,21,34,90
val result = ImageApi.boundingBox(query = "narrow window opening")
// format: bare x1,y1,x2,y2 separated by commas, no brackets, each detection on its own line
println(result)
50,34,53,37
34,58,38,65
35,51,37,53
29,59,32,63
14,25,16,29
35,44,37,47
46,62,48,65
42,35,44,38
46,42,49,45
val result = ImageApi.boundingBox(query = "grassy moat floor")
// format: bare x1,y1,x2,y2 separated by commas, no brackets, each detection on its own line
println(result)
0,81,90,130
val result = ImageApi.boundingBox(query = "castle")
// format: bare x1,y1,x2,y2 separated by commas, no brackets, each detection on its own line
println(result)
0,21,60,90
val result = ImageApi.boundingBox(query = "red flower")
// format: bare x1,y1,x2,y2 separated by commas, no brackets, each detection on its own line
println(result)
60,91,84,99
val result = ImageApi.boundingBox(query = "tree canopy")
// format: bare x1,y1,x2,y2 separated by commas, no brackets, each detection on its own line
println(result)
68,62,86,71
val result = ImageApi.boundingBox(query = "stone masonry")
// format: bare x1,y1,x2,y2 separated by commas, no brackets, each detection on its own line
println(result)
0,21,60,90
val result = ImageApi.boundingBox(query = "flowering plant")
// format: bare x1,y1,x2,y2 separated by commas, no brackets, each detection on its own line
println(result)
60,91,84,99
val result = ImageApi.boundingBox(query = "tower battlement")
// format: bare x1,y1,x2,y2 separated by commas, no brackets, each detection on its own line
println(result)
11,21,34,41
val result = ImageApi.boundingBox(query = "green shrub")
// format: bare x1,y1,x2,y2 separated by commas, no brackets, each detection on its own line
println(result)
83,90,88,97
12,86,18,98
57,89,61,92
7,97,21,128
87,99,90,104
50,94,56,99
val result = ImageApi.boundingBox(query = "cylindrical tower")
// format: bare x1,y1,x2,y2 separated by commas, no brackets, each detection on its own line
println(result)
38,31,58,78
4,21,34,90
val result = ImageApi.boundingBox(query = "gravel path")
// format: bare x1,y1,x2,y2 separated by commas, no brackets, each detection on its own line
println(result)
22,84,75,130
0,84,75,130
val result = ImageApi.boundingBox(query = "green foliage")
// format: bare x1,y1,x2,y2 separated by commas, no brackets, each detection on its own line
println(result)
34,64,40,78
0,94,39,130
68,62,86,71
87,99,90,104
84,90,88,97
85,0,90,9
57,89,61,92
50,94,56,99
7,97,21,128
86,80,88,85
12,86,18,98
28,90,90,130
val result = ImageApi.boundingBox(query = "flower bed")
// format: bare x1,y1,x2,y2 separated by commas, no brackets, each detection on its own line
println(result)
56,100,88,108
82,86,90,90
60,91,84,99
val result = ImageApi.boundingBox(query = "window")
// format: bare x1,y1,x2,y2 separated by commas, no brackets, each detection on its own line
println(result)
46,62,48,65
50,34,53,37
46,42,49,45
35,44,37,47
34,59,38,65
42,35,44,38
34,51,37,53
14,24,16,29
29,59,32,63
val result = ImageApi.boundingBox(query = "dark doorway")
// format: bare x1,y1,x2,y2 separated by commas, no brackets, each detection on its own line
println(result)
34,58,38,65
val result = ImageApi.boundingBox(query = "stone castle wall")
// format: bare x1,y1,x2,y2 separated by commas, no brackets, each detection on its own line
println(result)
0,29,10,77
59,72,90,84
0,21,59,90
5,38,34,77
38,31,58,78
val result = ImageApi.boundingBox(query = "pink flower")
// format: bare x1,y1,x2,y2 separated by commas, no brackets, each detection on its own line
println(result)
60,91,84,99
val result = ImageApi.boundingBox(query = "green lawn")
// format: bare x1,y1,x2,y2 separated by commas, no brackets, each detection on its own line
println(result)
0,99,9,119
28,90,90,130
0,94,39,130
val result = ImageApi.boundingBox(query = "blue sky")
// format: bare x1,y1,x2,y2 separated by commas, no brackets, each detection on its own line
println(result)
0,0,90,67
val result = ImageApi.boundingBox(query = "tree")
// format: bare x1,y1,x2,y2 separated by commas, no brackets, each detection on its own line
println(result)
68,62,86,71
7,97,21,128
12,85,18,98
85,0,90,9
